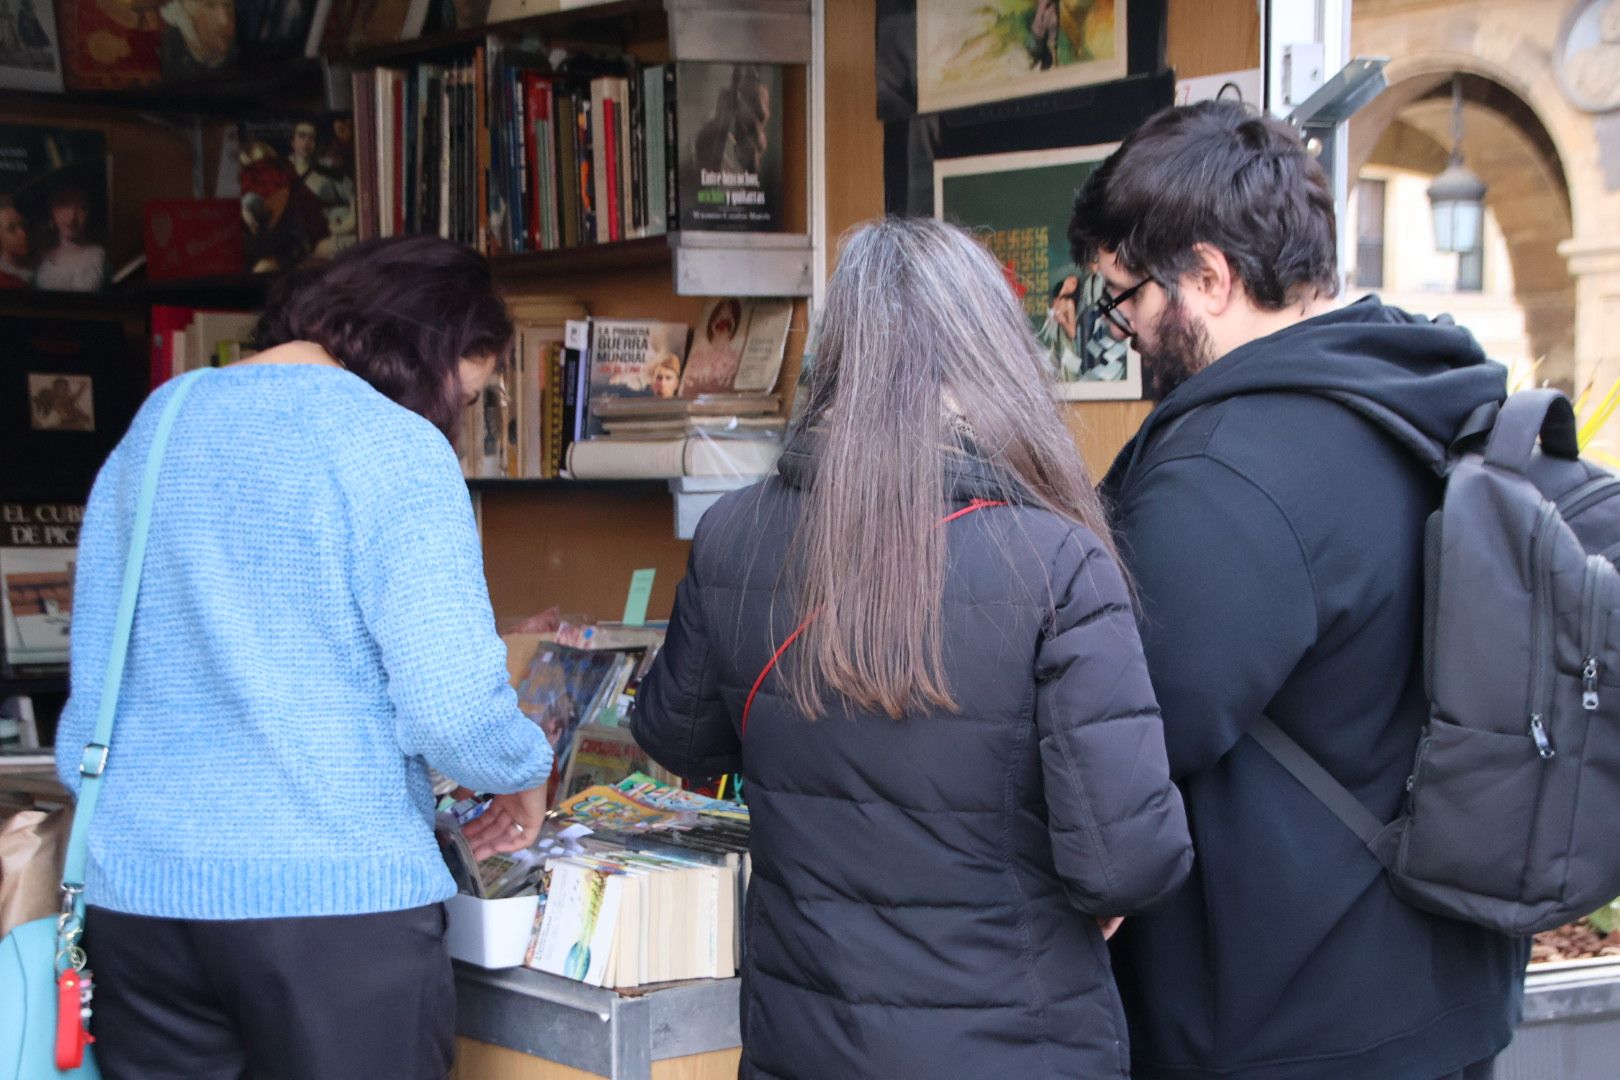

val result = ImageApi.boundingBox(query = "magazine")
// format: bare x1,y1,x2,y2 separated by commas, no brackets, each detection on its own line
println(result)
677,298,792,398
587,318,691,403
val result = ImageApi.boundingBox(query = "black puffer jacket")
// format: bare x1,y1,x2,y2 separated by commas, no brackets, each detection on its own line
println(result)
632,445,1193,1080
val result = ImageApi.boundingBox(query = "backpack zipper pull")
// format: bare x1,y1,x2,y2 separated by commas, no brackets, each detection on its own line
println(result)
1530,714,1556,759
1583,657,1600,710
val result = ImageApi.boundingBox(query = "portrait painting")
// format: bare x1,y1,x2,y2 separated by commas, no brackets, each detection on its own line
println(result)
934,141,1142,401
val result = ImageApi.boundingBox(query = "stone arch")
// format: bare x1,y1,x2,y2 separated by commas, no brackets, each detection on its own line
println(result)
1349,60,1580,385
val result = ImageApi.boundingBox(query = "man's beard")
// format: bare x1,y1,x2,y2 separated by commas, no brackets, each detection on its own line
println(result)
1138,296,1216,401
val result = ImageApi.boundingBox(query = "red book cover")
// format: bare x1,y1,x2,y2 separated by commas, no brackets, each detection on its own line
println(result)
59,0,162,90
149,305,195,389
144,199,244,281
603,99,621,242
522,72,546,251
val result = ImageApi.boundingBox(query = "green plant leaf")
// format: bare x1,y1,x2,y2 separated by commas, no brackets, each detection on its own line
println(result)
1590,898,1620,935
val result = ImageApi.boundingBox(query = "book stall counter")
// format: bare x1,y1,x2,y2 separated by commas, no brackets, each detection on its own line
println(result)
454,964,741,1080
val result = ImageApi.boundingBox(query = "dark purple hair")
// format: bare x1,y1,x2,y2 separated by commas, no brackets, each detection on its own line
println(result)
253,235,512,438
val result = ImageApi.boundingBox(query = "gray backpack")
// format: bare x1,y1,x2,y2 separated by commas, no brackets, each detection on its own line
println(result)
1252,388,1620,935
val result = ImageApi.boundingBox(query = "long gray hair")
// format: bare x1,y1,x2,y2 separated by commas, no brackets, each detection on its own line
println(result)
784,216,1123,720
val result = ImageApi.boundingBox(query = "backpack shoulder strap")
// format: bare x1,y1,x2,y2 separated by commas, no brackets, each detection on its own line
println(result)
1309,390,1456,477
1249,714,1388,849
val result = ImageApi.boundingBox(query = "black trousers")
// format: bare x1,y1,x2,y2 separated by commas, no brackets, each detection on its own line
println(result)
83,903,455,1080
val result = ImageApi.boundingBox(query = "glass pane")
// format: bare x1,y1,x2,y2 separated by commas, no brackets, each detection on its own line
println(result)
1355,180,1386,288
1458,247,1484,292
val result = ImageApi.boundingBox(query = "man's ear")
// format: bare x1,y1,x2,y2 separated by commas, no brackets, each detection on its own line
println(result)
1187,242,1236,316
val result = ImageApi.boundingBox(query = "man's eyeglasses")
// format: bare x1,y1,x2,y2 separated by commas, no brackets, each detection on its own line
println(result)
1094,277,1155,337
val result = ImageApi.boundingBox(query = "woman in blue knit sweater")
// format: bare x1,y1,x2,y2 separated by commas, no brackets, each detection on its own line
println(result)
54,236,551,1079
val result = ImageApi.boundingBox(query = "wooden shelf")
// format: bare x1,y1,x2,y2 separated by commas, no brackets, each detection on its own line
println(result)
466,477,668,493
0,61,325,116
346,1,665,66
0,277,270,315
490,236,673,281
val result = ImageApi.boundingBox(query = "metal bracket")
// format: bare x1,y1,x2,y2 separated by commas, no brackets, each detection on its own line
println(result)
1284,57,1389,180
665,0,812,64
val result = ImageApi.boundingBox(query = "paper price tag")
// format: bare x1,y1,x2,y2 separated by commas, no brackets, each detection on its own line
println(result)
622,568,656,627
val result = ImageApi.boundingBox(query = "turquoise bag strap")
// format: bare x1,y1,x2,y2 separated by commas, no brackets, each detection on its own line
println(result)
59,370,211,919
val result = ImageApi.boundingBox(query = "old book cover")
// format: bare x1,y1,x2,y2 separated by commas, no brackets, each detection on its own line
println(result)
678,298,791,397
0,316,137,501
59,0,161,90
0,124,109,293
144,198,243,281
671,62,783,232
0,0,64,92
586,318,689,408
239,114,358,274
0,502,81,670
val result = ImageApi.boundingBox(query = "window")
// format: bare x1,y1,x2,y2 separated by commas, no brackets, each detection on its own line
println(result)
1457,246,1484,292
1354,179,1386,289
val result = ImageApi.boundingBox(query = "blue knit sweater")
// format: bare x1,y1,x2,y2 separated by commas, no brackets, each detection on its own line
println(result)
56,364,552,919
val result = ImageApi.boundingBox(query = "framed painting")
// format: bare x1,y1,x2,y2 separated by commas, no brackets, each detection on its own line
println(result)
877,0,1164,123
917,0,1127,114
934,142,1142,401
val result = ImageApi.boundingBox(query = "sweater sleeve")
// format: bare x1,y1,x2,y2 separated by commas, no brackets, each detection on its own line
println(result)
630,533,739,781
349,438,552,794
1115,455,1319,780
1036,532,1193,916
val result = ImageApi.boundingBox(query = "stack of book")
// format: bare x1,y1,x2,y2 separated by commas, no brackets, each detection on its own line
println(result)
524,774,750,988
351,44,786,254
458,294,588,479
150,308,260,387
566,297,793,481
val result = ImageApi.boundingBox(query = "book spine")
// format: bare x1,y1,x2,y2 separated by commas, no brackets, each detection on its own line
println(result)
663,65,678,234
509,69,527,253
523,73,543,251
645,66,665,237
559,88,579,249
590,79,610,245
603,98,622,243
393,72,406,237
630,68,645,240
475,45,490,254
577,94,596,247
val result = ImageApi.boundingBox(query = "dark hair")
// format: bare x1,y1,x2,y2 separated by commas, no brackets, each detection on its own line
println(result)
1068,101,1338,310
254,235,511,438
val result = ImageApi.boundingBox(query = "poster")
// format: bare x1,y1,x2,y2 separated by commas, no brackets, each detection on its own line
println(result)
934,142,1141,401
916,0,1127,114
0,125,109,293
239,114,357,274
0,0,64,92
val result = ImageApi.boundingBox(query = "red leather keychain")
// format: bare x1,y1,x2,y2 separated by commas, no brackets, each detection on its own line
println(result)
55,968,95,1069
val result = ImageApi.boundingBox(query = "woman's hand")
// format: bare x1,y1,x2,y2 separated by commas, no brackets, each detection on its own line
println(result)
463,787,545,861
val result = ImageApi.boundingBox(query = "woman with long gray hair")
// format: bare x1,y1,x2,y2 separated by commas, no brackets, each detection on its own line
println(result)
632,217,1191,1078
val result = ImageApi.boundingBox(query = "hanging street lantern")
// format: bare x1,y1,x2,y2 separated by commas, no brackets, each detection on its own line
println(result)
1428,76,1488,255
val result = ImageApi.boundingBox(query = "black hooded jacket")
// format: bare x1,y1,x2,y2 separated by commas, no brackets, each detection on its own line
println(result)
1100,297,1528,1080
633,446,1193,1079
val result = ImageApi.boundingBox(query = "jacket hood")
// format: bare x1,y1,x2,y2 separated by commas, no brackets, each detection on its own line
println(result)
1105,296,1509,490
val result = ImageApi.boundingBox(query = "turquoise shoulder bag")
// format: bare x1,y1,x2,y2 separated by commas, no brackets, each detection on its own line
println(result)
1,369,210,1079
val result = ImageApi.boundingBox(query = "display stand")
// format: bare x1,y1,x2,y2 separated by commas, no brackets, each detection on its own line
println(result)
454,965,741,1079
